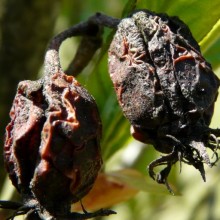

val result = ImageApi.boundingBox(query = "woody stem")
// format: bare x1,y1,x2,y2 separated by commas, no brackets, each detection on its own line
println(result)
44,13,120,77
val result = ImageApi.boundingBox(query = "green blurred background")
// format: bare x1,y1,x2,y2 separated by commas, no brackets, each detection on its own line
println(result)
0,0,220,219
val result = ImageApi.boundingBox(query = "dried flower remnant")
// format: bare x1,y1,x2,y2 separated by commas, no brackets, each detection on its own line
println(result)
108,10,220,192
1,13,118,220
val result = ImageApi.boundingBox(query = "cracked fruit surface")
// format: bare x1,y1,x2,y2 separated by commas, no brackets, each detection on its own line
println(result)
108,10,220,189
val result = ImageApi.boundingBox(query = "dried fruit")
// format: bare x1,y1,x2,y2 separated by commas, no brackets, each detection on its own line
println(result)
108,10,220,191
4,72,103,217
1,14,116,220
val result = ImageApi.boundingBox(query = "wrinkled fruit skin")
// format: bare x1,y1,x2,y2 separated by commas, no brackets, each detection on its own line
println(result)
108,10,220,186
4,71,102,215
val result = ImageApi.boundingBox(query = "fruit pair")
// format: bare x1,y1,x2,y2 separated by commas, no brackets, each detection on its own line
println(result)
1,10,220,219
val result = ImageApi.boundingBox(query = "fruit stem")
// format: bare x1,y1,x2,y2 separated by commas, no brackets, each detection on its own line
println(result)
44,13,120,77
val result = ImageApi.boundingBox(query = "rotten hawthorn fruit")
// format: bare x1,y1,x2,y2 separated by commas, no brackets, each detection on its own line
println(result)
108,10,220,191
1,14,117,220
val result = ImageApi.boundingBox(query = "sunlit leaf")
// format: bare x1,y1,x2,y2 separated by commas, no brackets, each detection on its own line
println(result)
137,0,220,41
121,0,137,17
72,171,138,212
72,169,179,212
200,19,220,70
200,19,220,53
107,169,180,195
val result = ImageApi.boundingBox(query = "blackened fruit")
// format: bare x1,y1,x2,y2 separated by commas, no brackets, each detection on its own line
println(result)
108,10,220,190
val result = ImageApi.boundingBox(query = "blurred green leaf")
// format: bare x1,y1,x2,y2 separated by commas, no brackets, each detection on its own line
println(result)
200,19,220,70
108,169,180,195
121,0,137,17
72,171,139,211
137,0,220,41
200,19,220,53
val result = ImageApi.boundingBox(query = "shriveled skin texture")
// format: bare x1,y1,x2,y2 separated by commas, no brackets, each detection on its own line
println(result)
2,13,120,220
4,71,102,216
108,10,220,189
